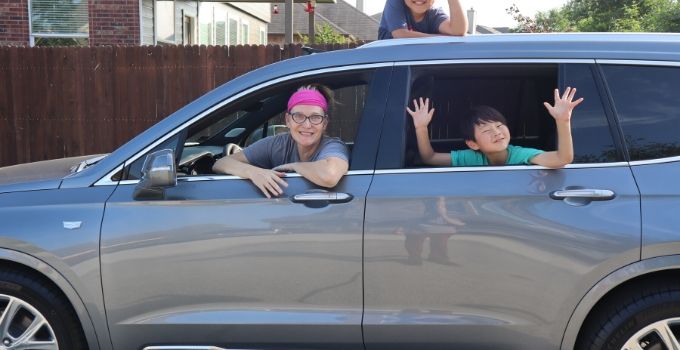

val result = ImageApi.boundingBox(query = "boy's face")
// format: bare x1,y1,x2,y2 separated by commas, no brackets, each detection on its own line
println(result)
465,121,511,154
403,0,435,16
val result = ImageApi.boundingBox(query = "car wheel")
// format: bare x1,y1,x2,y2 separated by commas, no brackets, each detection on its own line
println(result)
0,270,87,349
579,284,680,350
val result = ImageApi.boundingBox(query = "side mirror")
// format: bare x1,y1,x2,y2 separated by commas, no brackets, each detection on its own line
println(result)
133,149,177,200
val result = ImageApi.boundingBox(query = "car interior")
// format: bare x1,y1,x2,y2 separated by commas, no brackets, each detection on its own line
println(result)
405,64,558,167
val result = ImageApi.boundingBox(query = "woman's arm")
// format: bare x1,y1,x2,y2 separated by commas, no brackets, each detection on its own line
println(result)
273,157,349,188
212,152,288,198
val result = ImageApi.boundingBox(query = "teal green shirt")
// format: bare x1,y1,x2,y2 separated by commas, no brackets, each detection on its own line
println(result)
450,145,544,166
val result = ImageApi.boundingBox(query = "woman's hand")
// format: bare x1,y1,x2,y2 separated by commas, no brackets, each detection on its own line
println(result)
245,167,287,199
407,97,435,130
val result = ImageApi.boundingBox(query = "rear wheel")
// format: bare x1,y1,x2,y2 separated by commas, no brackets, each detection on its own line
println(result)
0,270,87,349
579,283,680,350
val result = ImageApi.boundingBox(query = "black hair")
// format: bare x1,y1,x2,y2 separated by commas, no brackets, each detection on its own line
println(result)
460,105,507,141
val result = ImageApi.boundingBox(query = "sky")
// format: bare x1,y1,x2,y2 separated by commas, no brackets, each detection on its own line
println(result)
344,0,570,28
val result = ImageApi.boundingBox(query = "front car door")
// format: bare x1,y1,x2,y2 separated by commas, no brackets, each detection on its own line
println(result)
99,66,392,349
363,61,641,349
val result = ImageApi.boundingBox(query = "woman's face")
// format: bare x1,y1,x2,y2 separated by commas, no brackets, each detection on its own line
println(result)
403,0,435,16
285,104,328,150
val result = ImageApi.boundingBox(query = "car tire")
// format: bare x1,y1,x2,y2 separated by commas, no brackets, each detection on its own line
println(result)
0,269,87,349
579,282,680,350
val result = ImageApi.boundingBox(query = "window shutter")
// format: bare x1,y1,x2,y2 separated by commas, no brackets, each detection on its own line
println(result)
30,0,89,35
216,21,226,45
228,18,238,45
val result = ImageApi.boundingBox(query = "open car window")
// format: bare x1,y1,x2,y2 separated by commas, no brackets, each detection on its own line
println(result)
404,63,619,168
123,69,374,180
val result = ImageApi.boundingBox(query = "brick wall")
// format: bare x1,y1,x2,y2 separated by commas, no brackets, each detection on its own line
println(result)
89,0,140,46
0,0,29,46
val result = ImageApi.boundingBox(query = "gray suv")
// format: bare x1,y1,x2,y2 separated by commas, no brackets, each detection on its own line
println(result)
1,33,680,350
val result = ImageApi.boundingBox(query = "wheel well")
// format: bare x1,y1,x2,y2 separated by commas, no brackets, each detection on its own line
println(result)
575,269,680,347
0,259,87,336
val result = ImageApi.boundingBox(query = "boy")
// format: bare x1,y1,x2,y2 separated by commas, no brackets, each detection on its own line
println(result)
378,0,468,40
407,87,584,168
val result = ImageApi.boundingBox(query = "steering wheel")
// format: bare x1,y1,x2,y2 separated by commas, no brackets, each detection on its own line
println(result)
225,143,243,156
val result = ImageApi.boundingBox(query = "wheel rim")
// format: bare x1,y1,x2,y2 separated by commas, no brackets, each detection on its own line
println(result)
621,317,680,350
0,294,58,350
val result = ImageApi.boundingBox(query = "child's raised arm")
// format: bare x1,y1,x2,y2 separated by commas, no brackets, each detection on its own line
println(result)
531,87,584,168
407,98,451,166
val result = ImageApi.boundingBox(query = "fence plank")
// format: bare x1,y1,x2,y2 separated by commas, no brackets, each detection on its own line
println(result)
0,48,13,166
11,47,28,164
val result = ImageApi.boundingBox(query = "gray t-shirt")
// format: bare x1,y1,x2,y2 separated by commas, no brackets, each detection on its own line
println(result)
243,133,349,169
378,0,449,40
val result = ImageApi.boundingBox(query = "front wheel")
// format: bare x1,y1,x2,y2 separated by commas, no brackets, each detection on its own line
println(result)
0,270,87,349
579,284,680,350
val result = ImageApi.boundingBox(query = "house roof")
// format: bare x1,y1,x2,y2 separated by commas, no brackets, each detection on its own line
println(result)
269,0,379,41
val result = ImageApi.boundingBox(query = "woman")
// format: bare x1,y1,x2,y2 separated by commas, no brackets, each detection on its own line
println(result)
212,86,349,198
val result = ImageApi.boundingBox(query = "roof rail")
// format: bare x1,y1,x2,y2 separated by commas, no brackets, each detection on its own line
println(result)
359,32,680,49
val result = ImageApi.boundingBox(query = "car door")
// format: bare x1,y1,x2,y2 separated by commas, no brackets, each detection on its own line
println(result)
99,67,392,350
362,62,641,350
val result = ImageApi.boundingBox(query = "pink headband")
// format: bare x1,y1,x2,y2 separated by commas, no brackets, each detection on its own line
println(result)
287,89,328,113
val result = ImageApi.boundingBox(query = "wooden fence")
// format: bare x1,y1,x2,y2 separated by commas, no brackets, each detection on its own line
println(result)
0,43,359,167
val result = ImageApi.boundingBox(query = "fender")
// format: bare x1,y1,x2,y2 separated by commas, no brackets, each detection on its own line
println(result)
561,255,680,350
0,248,112,350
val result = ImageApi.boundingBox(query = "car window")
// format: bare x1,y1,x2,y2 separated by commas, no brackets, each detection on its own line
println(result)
123,70,374,180
563,64,620,163
403,63,618,168
602,64,680,161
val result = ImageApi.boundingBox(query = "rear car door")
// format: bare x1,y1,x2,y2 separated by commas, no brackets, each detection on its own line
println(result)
99,66,391,350
362,61,641,349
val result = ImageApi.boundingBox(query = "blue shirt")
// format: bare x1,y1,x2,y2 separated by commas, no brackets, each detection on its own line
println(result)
378,0,449,40
450,145,544,166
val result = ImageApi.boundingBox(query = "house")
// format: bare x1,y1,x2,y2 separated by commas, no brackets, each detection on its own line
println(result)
0,0,270,47
268,0,378,44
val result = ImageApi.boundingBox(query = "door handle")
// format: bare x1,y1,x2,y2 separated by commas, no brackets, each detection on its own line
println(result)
550,188,616,200
292,192,353,203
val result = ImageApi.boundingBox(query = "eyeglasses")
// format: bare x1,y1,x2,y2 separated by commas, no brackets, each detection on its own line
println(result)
288,112,326,125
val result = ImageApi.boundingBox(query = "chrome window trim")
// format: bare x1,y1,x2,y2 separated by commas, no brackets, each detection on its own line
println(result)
143,346,232,350
395,59,595,66
597,59,680,67
373,162,630,175
95,167,123,186
630,156,680,166
108,170,375,186
94,62,393,186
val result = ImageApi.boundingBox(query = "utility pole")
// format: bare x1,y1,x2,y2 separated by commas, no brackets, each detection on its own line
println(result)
308,3,315,43
285,0,294,44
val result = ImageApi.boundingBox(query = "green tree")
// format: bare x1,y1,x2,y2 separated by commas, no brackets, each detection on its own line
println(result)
508,0,680,33
301,23,353,44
